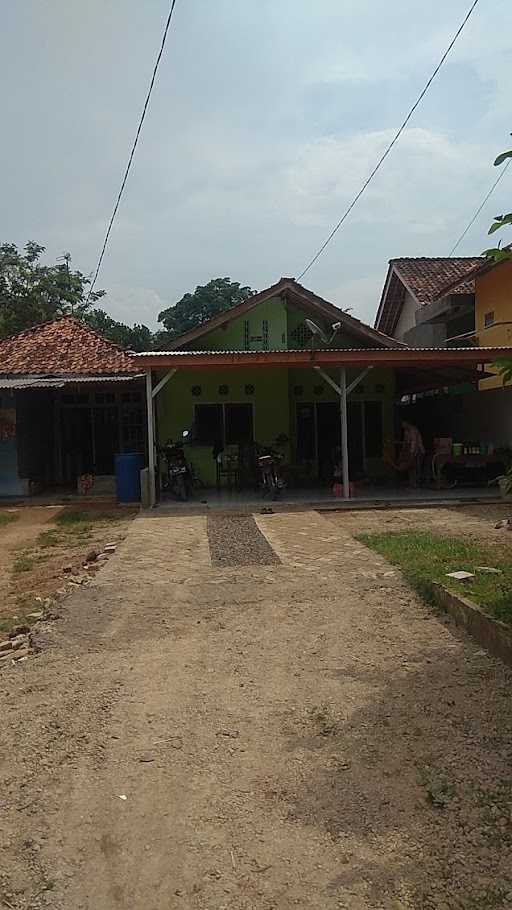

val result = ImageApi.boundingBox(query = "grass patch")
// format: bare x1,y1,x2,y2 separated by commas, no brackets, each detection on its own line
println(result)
54,508,127,527
0,511,18,528
358,530,512,625
12,552,50,574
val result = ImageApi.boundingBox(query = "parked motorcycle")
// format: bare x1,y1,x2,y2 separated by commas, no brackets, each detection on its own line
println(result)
257,447,286,500
160,431,191,501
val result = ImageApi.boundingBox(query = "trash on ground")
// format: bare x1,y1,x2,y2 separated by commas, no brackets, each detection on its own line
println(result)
475,566,502,575
446,571,475,580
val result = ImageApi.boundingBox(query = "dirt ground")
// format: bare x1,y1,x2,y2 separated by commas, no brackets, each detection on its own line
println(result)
1,505,512,909
0,505,136,632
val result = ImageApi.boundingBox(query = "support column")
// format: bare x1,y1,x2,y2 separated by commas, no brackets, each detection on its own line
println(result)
340,367,350,499
145,370,156,508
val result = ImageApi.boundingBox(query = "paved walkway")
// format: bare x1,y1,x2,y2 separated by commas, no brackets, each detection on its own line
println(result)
1,511,512,910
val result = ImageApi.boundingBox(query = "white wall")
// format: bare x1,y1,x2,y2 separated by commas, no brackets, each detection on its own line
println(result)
394,290,419,341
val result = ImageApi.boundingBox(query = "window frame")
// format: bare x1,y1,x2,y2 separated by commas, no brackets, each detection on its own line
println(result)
193,401,255,447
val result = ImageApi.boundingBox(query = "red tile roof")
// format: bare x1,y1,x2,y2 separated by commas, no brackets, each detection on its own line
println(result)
392,257,484,303
375,257,484,335
0,316,139,376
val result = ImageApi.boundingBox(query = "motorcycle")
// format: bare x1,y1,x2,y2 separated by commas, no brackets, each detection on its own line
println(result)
160,431,192,501
257,447,286,500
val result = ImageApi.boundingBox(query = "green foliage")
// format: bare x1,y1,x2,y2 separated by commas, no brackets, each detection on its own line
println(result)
0,511,18,528
158,277,254,342
0,244,255,355
0,243,105,338
484,141,512,385
359,530,512,624
54,508,125,525
494,148,512,167
85,308,154,352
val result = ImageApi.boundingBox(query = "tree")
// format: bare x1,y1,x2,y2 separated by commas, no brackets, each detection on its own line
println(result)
482,139,512,385
85,308,154,352
0,242,105,338
158,277,254,342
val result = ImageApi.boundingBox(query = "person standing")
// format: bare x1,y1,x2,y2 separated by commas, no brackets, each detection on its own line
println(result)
400,420,425,488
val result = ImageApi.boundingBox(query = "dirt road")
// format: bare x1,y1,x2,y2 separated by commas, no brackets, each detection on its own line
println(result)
2,509,512,909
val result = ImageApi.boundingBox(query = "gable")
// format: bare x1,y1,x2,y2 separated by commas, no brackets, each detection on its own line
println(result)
173,277,399,352
376,258,484,336
180,295,380,353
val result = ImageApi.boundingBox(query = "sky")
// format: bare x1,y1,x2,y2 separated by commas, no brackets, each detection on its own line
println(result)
2,0,511,329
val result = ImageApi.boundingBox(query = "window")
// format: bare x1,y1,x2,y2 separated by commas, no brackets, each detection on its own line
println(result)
364,401,383,458
262,319,269,350
193,403,254,446
244,320,250,350
194,404,223,445
484,311,495,328
290,321,313,347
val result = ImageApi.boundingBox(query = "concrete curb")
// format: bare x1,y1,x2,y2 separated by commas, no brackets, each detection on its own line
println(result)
430,582,512,668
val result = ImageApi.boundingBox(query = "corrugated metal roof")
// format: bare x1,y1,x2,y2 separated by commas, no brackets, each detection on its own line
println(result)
132,346,512,356
0,374,144,390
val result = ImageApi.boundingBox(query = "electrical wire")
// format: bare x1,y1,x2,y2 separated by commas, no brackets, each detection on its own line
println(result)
448,158,512,256
297,0,481,281
87,0,179,301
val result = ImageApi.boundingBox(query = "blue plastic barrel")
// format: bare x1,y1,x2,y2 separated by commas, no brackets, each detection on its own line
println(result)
114,453,145,503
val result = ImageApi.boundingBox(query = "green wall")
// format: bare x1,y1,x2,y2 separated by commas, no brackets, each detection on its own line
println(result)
156,364,395,486
184,297,287,351
157,366,290,486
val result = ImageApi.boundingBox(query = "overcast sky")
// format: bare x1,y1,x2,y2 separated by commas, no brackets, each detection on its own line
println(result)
2,0,511,328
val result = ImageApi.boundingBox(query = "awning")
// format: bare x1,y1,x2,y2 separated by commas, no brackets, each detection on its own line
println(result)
132,346,511,395
132,346,512,370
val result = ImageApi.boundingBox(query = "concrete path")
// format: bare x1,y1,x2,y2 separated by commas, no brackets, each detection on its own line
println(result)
1,511,512,910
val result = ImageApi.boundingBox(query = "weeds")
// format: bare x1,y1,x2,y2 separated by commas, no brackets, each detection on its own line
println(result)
358,531,512,625
0,511,19,528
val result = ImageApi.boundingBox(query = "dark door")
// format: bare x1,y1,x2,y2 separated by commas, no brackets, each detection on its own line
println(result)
316,401,364,482
316,402,339,482
224,403,254,445
93,407,120,475
348,401,364,475
296,403,315,461
60,408,93,483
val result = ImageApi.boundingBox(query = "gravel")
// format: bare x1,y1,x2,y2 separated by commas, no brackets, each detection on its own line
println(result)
207,513,280,567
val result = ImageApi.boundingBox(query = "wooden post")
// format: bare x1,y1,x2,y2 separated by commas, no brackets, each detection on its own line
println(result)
146,370,156,507
340,367,350,499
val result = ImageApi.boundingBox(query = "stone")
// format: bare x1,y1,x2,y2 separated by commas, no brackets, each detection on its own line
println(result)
26,611,44,620
12,647,31,661
0,640,12,653
10,636,27,650
86,549,99,563
62,566,73,574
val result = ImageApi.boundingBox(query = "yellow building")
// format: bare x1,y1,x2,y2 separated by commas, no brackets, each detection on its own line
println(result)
475,259,512,390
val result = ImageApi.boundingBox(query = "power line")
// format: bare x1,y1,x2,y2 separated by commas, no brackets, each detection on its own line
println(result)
448,158,512,256
297,0,481,281
87,0,179,301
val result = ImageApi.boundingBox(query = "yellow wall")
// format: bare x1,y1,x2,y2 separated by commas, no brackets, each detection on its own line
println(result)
475,260,512,390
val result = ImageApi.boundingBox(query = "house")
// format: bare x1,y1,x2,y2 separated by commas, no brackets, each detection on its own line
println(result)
433,257,512,388
375,257,484,345
0,317,145,497
374,256,512,450
132,278,505,505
